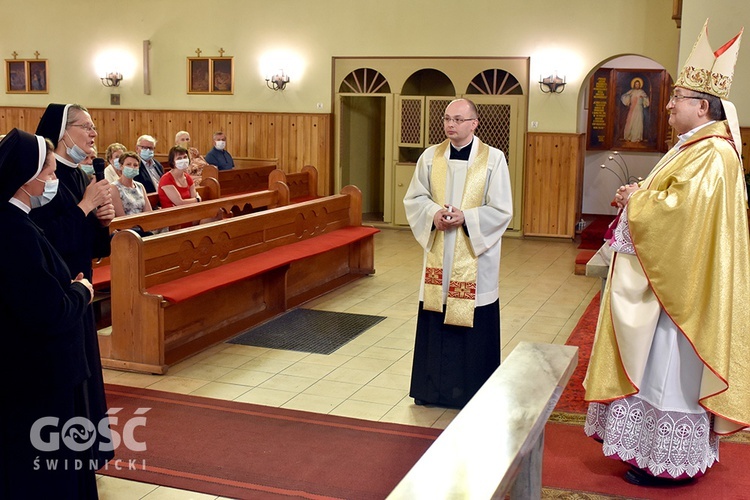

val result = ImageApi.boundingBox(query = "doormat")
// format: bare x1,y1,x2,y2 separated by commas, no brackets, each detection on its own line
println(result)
228,308,386,354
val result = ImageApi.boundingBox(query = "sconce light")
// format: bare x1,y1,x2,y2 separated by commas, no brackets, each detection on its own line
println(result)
101,71,123,87
539,73,566,94
265,70,290,91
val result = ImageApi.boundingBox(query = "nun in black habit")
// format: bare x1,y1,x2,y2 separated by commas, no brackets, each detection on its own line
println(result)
0,129,100,498
32,104,116,469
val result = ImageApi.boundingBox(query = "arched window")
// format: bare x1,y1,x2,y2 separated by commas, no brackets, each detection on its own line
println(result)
338,68,390,93
466,69,522,95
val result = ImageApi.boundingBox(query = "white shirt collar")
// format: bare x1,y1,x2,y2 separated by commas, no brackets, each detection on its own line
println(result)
54,152,78,168
8,197,31,213
675,120,716,149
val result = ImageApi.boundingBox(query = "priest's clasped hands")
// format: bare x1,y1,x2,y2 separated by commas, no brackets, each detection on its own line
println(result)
434,204,464,231
614,183,641,209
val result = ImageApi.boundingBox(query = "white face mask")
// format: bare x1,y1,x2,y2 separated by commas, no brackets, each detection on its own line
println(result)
215,140,226,151
22,177,59,209
175,158,190,170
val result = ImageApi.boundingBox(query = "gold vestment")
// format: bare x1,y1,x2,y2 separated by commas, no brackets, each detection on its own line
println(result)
584,121,750,433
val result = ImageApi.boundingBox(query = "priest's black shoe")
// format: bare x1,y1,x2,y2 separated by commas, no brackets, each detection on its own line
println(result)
624,467,695,487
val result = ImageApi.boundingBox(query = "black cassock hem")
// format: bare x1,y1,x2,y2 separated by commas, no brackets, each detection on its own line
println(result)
409,300,500,408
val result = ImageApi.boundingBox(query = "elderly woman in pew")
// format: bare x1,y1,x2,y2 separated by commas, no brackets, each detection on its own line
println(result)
0,129,100,499
111,151,153,216
158,145,200,208
103,142,127,183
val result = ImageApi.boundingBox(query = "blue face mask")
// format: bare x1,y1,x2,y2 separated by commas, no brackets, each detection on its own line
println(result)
64,132,88,164
140,149,154,162
80,164,95,176
24,178,59,209
113,158,120,170
123,167,139,179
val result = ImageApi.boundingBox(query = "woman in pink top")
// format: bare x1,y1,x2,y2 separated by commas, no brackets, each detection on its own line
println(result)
158,146,199,208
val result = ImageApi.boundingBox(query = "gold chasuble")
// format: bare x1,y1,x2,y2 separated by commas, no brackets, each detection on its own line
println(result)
423,140,489,327
584,121,750,433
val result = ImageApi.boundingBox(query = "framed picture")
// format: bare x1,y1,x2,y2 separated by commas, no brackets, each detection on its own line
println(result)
612,69,670,152
28,60,48,93
211,57,233,94
5,59,48,94
6,60,27,93
587,68,672,152
187,56,233,94
188,58,210,93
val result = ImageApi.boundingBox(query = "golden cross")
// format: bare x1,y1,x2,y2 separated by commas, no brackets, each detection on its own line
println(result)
34,51,40,59
218,48,225,57
195,48,202,57
11,51,17,59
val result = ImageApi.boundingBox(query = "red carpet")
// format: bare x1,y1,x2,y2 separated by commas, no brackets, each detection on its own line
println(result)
554,291,600,414
100,385,441,499
549,293,750,498
543,421,750,499
579,215,614,249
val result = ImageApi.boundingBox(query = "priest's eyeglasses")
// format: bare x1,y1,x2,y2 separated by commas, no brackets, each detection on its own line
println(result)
443,116,477,124
668,94,704,103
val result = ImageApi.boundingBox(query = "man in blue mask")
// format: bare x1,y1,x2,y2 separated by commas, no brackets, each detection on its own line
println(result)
133,134,164,194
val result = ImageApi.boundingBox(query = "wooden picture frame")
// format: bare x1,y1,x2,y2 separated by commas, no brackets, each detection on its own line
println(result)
188,58,210,93
587,68,671,152
187,56,233,94
5,59,48,94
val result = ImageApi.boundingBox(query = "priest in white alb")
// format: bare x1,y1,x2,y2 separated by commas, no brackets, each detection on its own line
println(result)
404,98,513,408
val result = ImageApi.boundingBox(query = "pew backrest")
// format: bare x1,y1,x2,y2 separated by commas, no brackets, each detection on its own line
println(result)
111,180,289,234
123,187,361,291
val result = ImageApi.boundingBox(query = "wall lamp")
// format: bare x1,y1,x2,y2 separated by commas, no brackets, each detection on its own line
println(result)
101,71,123,87
266,70,290,91
539,73,566,94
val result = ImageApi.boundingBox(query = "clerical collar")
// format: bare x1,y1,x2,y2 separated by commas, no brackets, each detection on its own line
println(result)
449,138,473,160
675,120,716,149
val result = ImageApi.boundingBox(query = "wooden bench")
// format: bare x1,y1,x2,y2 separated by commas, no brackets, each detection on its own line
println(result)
268,165,318,203
91,182,291,330
388,342,578,499
203,162,278,196
101,185,379,374
145,176,221,208
155,154,278,171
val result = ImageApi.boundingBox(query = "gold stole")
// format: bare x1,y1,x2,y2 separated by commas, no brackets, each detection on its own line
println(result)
423,139,490,327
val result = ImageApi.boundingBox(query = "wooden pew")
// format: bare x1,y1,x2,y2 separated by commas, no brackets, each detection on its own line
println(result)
203,163,277,196
110,181,289,234
154,154,278,171
388,342,578,500
101,185,378,374
268,165,318,203
91,182,290,330
145,176,221,209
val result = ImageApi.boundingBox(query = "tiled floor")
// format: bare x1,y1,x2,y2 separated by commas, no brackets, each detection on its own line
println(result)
97,227,599,499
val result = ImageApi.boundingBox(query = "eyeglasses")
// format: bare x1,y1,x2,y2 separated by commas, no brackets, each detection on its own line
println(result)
669,94,704,103
70,123,97,133
136,144,154,150
443,116,477,124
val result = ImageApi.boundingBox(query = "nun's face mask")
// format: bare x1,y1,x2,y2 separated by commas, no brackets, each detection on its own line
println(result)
22,155,59,209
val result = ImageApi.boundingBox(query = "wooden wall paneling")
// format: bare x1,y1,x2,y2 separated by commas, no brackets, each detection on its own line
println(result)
523,132,584,238
0,106,332,193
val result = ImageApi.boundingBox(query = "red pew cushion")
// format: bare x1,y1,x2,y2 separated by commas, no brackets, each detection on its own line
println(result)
148,226,379,303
